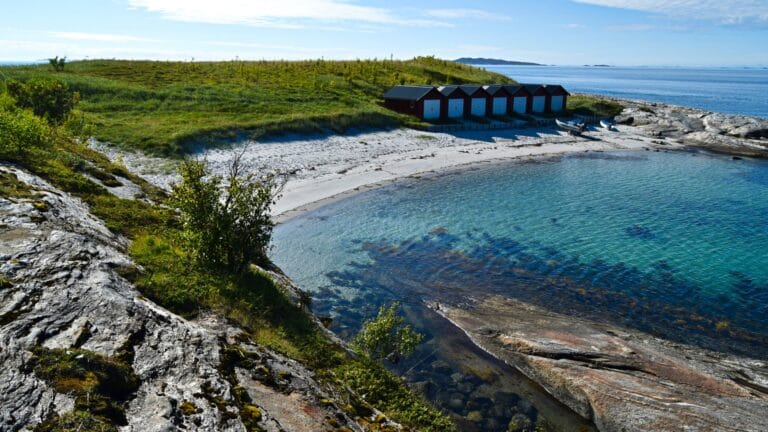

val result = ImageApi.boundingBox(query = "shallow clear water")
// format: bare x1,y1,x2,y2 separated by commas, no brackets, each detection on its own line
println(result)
271,150,768,429
484,65,768,118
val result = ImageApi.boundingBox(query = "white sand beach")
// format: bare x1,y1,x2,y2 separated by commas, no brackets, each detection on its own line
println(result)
94,125,673,221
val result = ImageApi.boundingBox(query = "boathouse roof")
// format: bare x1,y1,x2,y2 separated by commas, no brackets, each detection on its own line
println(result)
382,85,436,101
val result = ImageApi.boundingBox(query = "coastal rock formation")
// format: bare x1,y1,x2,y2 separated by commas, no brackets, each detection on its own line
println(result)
0,166,370,431
433,296,768,432
612,100,768,157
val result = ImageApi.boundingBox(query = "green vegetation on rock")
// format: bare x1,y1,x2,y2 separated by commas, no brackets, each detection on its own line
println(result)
29,346,139,428
0,57,514,155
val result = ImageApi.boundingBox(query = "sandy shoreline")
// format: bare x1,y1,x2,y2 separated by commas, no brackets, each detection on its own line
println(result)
95,124,672,222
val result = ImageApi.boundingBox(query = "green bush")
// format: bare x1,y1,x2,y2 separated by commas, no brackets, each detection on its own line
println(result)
352,302,423,364
0,106,50,160
6,78,80,124
169,156,280,273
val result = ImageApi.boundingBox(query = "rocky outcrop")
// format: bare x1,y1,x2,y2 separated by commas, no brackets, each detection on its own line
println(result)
433,296,768,432
0,165,371,431
611,99,768,157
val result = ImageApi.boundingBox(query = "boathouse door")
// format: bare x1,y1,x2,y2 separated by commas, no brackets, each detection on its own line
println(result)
550,96,564,112
448,99,464,118
471,98,486,116
513,97,527,114
492,97,507,115
423,99,441,120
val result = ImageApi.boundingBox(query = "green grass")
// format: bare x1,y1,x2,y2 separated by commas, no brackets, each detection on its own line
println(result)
1,58,514,156
567,95,624,118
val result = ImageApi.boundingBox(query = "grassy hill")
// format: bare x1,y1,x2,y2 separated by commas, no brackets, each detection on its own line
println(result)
0,57,515,156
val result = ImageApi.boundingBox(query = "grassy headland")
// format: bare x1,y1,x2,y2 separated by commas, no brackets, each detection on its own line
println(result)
0,57,515,156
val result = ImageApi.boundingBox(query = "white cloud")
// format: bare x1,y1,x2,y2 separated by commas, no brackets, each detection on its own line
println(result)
51,32,154,42
426,8,510,21
127,0,445,27
573,0,768,24
563,23,586,29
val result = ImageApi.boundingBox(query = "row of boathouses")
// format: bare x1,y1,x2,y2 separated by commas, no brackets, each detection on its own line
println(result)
383,84,570,121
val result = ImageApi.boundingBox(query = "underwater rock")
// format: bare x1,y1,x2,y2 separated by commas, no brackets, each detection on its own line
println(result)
434,296,768,432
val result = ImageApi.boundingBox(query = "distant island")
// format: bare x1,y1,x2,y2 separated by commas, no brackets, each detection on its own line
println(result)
454,57,542,66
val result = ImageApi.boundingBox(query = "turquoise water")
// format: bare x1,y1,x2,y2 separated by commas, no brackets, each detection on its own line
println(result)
273,150,768,357
272,149,768,430
484,65,768,118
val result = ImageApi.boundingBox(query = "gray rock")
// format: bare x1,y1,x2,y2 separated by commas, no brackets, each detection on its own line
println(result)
607,97,768,157
0,166,373,431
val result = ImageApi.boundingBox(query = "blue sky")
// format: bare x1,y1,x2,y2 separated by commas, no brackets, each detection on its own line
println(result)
1,0,767,66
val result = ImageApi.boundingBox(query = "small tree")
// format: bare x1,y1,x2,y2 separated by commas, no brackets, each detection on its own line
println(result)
170,153,282,273
352,302,424,364
6,78,79,124
48,56,66,72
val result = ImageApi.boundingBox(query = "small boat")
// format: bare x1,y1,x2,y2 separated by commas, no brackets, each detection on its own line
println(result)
600,119,616,130
556,119,586,135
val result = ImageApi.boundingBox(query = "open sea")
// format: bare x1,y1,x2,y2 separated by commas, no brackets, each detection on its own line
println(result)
272,150,768,430
484,65,768,118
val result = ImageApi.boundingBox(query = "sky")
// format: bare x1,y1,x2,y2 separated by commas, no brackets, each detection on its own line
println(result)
1,0,767,66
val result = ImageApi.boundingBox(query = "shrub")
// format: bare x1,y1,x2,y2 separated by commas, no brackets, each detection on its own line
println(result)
49,56,66,72
352,302,423,364
6,78,80,124
0,107,50,160
169,154,281,273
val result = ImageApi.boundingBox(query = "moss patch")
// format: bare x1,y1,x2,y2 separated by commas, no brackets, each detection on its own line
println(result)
29,346,140,426
32,410,119,432
0,170,36,199
179,400,198,416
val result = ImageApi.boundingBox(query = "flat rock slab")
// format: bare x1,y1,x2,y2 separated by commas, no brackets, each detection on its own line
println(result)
433,296,768,432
